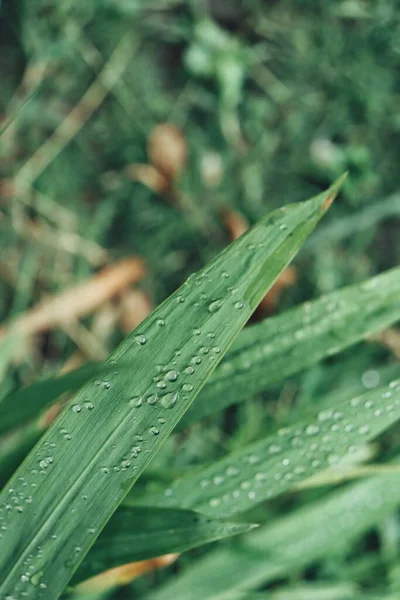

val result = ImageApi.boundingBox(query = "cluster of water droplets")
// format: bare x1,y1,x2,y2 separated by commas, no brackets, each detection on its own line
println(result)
0,243,288,596
158,380,400,516
216,281,381,382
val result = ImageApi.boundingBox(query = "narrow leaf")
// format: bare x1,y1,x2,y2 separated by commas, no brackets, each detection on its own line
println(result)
147,470,400,600
72,506,255,585
0,180,341,599
183,266,400,426
0,363,112,435
147,379,400,517
4,265,399,436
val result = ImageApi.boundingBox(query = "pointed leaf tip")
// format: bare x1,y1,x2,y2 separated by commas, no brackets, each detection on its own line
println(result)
322,172,348,211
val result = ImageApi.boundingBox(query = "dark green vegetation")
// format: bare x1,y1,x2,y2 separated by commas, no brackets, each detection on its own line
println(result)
0,2,399,599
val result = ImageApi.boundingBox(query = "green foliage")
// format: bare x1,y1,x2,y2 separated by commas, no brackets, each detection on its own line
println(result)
72,506,256,585
1,2,400,599
0,185,337,599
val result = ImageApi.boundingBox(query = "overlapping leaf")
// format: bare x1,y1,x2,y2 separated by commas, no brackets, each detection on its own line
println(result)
147,469,400,600
183,266,400,426
0,179,342,599
3,263,399,441
73,506,255,585
145,379,400,516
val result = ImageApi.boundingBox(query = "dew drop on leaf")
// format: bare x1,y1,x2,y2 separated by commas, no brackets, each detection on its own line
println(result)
161,391,179,409
129,396,143,408
166,370,179,381
208,299,223,313
147,394,158,406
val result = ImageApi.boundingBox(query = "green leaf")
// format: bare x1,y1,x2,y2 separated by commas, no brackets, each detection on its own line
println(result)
3,264,399,439
147,470,400,600
146,379,400,517
0,363,113,435
214,584,382,600
182,265,400,426
72,506,256,585
0,179,341,599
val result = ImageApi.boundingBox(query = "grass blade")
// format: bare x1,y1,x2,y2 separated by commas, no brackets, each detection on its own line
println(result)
147,379,400,517
147,470,400,600
72,506,255,585
0,180,341,599
0,363,113,435
183,266,400,426
3,265,399,437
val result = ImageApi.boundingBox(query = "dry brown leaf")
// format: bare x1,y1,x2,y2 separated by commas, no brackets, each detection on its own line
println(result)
125,163,169,194
258,265,298,315
370,328,400,360
148,123,187,182
119,289,153,333
221,209,249,240
77,553,179,592
1,257,146,339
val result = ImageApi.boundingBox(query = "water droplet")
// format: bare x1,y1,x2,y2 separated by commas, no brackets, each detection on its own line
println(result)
361,370,380,389
200,346,209,354
305,424,319,436
177,295,185,303
156,380,167,389
161,392,178,409
135,334,147,345
208,299,223,313
156,319,165,327
193,328,201,336
183,383,193,392
268,444,281,454
149,426,160,436
185,366,195,375
129,396,143,408
72,404,82,413
226,466,239,477
318,409,333,421
358,424,370,435
166,370,179,382
279,223,288,231
147,394,158,406
234,301,244,309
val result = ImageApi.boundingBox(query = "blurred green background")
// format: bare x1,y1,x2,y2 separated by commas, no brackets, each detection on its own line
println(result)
1,0,400,597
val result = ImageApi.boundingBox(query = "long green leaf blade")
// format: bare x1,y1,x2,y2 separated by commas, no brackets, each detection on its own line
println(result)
0,363,112,435
2,265,399,439
147,379,400,517
72,506,255,585
148,470,400,600
0,180,341,599
2,263,398,456
183,266,400,426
